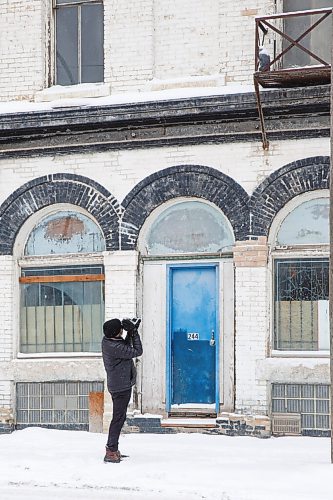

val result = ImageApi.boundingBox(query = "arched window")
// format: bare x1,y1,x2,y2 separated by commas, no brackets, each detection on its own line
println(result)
25,211,106,255
276,198,329,246
145,200,234,255
272,196,329,352
19,210,105,354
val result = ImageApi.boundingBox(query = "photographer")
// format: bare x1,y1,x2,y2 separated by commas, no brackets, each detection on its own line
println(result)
101,317,143,463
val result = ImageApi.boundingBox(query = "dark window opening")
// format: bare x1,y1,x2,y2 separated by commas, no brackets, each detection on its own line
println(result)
274,259,329,350
55,0,104,85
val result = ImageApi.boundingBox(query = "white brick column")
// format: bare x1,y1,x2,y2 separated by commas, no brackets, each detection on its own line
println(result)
0,256,15,362
234,238,268,414
102,250,139,430
0,256,15,429
104,250,138,320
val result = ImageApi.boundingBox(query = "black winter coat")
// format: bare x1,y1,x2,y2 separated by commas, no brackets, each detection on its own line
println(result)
102,332,143,394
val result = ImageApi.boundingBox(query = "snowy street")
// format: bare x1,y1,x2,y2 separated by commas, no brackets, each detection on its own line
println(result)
0,428,332,500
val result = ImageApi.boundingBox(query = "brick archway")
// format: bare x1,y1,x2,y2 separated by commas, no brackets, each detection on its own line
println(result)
0,173,121,255
121,165,250,249
250,156,330,236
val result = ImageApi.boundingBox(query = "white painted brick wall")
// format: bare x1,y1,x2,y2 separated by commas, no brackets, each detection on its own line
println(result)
104,251,138,321
0,137,329,208
0,381,12,408
104,0,154,92
154,0,219,80
0,257,15,362
220,0,275,84
0,0,277,100
0,0,47,100
235,266,268,412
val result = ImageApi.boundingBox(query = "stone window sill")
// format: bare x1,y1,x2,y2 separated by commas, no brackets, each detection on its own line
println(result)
34,83,111,103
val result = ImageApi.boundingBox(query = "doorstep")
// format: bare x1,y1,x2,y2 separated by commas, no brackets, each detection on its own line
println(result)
161,418,217,428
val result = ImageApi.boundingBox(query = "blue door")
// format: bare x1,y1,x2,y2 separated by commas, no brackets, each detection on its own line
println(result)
169,265,218,407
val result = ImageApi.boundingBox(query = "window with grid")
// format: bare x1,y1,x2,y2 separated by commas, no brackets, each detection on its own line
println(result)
55,0,104,85
272,383,331,434
20,266,105,353
274,259,329,351
16,381,104,428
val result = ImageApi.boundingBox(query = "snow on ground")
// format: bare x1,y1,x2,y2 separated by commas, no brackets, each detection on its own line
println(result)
0,428,332,500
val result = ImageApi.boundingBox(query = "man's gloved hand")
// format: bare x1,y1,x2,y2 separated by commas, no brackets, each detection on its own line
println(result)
122,318,137,332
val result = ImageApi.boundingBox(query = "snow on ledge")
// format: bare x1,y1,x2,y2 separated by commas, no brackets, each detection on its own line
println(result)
0,83,256,116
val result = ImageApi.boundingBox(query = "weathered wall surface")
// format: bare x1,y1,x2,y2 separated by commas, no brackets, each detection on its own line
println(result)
0,0,276,101
0,137,329,207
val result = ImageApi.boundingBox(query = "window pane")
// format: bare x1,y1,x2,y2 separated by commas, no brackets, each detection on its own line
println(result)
20,269,104,353
277,198,329,246
274,260,329,350
81,4,104,83
147,201,234,255
283,1,333,68
22,265,104,277
56,7,79,85
25,212,105,256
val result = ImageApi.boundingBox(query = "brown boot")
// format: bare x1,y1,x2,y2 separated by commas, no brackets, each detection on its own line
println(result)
104,447,121,463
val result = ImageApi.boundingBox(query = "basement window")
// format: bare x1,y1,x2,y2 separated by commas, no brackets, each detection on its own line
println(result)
16,381,104,429
272,383,330,436
55,0,104,85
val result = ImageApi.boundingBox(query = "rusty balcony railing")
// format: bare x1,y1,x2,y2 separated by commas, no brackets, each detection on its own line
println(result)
253,7,332,149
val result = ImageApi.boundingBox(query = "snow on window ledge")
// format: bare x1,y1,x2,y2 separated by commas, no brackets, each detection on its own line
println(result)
17,352,102,359
34,83,111,103
271,350,330,358
146,74,226,92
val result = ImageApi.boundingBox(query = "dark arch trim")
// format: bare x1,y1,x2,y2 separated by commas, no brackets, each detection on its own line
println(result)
0,173,121,255
250,156,330,236
121,165,250,249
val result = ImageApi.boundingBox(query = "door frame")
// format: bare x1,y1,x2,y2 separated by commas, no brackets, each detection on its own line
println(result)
166,262,220,412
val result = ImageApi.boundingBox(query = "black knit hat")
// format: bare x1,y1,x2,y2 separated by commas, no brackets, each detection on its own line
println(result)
103,318,122,338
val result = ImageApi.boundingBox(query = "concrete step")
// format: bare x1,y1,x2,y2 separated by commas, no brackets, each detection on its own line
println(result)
161,418,217,428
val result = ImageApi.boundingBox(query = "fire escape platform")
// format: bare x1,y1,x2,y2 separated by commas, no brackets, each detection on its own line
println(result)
254,65,331,89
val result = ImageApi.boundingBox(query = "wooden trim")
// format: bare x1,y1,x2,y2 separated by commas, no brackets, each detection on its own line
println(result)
19,274,105,283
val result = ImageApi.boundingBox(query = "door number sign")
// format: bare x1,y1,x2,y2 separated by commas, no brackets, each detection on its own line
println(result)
187,332,199,340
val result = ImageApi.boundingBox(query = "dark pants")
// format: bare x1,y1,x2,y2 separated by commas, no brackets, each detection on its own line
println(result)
107,388,132,451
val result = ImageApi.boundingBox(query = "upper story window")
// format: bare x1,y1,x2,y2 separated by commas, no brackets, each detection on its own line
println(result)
283,0,333,68
145,200,234,255
272,195,329,352
55,0,104,86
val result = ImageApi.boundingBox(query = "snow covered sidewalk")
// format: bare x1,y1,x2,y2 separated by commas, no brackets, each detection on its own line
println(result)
0,428,332,500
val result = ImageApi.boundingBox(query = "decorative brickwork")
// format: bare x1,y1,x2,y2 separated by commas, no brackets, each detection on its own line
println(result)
0,173,121,255
250,156,330,236
121,165,250,249
233,236,268,267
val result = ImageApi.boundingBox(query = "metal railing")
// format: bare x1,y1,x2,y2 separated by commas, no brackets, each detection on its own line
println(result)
255,8,332,73
253,8,332,149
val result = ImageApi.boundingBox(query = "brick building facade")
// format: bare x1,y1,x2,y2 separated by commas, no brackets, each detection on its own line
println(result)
0,0,331,436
